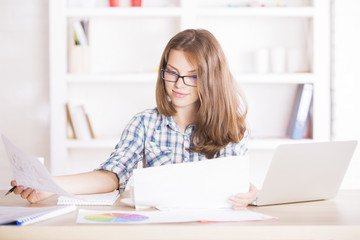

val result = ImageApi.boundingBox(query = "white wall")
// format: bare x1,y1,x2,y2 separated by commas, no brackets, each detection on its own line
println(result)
332,0,360,189
0,0,49,189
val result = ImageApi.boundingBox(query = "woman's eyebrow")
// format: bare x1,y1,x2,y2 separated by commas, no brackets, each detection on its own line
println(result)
187,70,197,74
166,64,178,72
167,64,197,74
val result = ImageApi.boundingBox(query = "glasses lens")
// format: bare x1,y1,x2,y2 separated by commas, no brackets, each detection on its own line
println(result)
163,70,178,82
184,76,197,86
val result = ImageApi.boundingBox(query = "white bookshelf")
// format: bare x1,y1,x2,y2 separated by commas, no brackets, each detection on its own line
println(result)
65,73,158,83
49,0,330,175
196,7,315,17
65,6,315,17
66,73,315,84
65,7,183,17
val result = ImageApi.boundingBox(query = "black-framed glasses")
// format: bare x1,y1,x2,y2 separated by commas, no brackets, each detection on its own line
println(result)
161,69,197,87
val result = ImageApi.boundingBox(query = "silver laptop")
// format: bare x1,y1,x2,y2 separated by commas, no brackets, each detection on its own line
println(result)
252,141,358,206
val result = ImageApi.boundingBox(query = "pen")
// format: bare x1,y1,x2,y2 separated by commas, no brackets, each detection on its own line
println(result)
5,186,16,196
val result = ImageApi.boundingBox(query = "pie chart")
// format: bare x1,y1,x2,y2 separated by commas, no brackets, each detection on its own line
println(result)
84,212,149,223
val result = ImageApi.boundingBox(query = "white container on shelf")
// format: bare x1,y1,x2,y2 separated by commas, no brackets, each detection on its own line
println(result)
270,46,286,73
69,45,90,74
254,48,270,73
287,48,309,73
238,51,254,73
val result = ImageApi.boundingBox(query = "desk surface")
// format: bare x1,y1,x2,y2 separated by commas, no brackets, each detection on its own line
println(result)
1,190,360,240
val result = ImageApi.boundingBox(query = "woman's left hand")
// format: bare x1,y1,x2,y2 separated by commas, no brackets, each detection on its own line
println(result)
229,183,258,210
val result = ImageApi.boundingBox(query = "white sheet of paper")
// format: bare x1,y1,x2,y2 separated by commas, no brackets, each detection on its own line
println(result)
2,135,74,198
76,208,276,224
133,155,249,210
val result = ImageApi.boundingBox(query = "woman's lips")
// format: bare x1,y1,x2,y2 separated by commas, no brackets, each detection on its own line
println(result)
173,90,189,98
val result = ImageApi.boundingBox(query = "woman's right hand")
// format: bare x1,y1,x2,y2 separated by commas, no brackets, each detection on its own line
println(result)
10,180,55,204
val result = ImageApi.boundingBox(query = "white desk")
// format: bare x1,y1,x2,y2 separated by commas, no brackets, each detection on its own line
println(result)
0,190,360,240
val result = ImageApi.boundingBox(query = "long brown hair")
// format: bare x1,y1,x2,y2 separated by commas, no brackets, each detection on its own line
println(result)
156,29,247,158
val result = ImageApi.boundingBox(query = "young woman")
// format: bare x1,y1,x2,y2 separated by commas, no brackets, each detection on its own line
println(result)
11,29,257,210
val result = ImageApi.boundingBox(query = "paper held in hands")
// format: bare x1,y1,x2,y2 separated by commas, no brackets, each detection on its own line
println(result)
1,135,75,198
123,155,250,210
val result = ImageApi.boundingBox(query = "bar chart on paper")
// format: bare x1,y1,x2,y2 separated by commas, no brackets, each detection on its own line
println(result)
77,209,276,224
83,212,149,223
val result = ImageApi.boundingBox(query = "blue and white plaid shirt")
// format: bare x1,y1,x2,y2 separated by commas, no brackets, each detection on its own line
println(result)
97,108,248,192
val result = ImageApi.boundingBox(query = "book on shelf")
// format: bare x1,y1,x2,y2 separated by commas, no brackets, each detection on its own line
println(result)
69,19,90,74
287,83,313,139
84,107,95,138
65,103,77,139
303,110,313,139
73,20,88,46
66,103,95,140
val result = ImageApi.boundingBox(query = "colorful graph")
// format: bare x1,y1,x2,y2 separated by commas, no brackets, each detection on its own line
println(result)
84,213,149,223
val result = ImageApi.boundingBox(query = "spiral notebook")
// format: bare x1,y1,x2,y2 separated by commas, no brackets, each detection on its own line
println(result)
57,190,120,206
0,205,76,226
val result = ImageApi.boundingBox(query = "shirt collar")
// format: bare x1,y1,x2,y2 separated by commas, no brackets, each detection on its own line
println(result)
165,115,178,132
164,115,194,135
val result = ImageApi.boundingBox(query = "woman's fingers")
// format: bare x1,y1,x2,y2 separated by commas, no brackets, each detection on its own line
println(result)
9,180,53,204
229,183,259,210
20,187,34,199
27,190,41,204
10,180,17,187
229,197,248,210
13,185,24,195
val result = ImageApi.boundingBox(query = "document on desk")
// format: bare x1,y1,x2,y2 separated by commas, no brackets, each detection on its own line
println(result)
131,155,249,210
77,208,277,224
1,135,74,198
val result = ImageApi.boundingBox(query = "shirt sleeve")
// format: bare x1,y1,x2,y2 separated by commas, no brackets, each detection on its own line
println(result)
96,113,145,192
